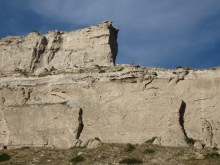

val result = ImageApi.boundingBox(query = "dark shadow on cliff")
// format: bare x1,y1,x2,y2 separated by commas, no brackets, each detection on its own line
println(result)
108,24,119,65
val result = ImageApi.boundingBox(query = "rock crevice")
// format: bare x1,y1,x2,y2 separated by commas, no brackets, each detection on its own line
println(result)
179,101,188,140
76,108,84,140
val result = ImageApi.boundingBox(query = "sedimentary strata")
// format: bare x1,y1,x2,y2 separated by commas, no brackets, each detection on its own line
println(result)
0,21,220,150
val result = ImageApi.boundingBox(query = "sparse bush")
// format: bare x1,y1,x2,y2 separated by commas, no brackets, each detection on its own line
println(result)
70,155,85,164
205,152,220,159
146,137,157,144
21,146,30,150
143,148,155,154
124,143,135,152
186,67,192,70
119,158,143,164
0,153,10,162
99,69,105,73
176,66,183,69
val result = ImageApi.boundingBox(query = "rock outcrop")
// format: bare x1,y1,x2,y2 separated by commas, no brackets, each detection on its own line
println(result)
0,21,118,75
0,21,220,150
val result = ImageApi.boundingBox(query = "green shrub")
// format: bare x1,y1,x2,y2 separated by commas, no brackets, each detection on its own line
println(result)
205,152,220,159
146,137,157,144
21,146,30,150
69,155,85,164
176,66,183,69
99,69,105,73
124,143,135,152
143,148,155,154
0,153,11,162
119,158,143,164
186,67,192,70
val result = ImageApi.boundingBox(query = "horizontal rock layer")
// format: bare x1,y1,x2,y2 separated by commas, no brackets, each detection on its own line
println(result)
0,66,220,149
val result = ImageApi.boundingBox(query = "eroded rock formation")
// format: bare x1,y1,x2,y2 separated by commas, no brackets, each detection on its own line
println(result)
0,21,118,75
0,21,220,150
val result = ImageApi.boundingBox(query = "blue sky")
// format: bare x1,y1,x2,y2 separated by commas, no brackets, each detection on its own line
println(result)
1,0,220,69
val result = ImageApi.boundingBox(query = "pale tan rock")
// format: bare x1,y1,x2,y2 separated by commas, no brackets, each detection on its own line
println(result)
153,137,161,145
0,21,118,74
34,68,49,77
0,143,3,150
0,23,220,149
0,68,220,149
77,152,83,156
1,104,79,149
0,97,5,105
86,138,102,149
194,141,203,150
195,152,204,159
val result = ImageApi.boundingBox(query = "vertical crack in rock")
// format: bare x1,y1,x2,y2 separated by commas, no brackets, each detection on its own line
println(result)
179,101,188,140
76,108,84,140
30,36,48,72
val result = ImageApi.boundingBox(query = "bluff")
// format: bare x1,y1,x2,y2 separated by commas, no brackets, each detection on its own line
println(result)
0,21,118,75
0,21,220,150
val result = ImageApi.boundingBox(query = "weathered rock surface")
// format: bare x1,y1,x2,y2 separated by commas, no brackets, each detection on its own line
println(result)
0,65,220,149
0,22,220,150
0,21,118,75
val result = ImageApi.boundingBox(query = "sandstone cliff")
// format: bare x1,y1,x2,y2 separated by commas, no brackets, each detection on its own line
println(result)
0,21,118,75
0,22,220,150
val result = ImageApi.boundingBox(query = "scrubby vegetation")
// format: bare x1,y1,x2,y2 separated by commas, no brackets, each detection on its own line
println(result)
69,155,85,164
124,143,136,152
143,148,155,154
205,152,220,159
176,66,183,69
0,153,10,162
0,143,220,164
119,157,143,164
176,66,193,70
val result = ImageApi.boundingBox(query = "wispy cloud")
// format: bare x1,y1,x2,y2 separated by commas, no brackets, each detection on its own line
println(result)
4,0,220,68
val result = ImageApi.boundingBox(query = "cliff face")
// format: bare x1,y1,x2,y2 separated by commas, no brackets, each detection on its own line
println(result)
0,21,118,75
0,22,220,150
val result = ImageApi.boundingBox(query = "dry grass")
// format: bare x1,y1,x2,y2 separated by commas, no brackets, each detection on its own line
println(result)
0,143,219,165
